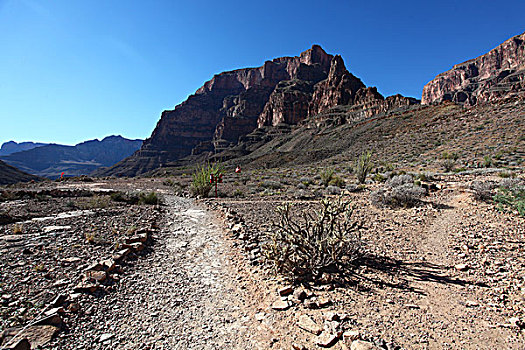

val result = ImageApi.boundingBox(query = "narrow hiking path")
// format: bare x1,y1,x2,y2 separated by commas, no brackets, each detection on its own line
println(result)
111,195,269,349
406,190,520,348
49,195,275,349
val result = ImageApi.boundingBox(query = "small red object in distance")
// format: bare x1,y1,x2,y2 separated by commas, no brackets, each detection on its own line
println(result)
235,166,241,173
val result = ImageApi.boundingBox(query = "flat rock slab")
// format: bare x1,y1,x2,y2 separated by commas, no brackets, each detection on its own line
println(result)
1,325,59,349
272,299,292,310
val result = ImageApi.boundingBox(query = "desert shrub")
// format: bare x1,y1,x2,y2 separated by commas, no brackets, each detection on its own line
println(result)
386,174,413,188
81,195,111,209
299,177,313,186
373,173,387,183
441,159,456,172
441,151,458,172
483,155,493,168
494,178,525,216
320,168,335,187
190,163,222,197
498,171,515,178
110,191,129,203
262,197,362,281
232,189,245,198
470,181,497,201
415,172,435,182
371,175,425,208
139,192,160,205
261,180,282,189
442,151,459,161
324,185,342,195
355,151,373,184
328,175,345,188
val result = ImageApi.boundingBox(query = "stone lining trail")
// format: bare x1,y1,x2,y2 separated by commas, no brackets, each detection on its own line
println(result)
93,195,266,349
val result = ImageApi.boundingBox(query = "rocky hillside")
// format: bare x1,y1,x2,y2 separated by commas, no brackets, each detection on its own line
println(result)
0,136,142,178
422,31,525,105
98,46,417,177
0,141,48,156
0,160,39,185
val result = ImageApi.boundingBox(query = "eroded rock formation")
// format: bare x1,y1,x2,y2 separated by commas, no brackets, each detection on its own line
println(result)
100,45,418,176
422,31,525,105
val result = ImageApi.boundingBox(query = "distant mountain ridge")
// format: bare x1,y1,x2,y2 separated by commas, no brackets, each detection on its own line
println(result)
0,160,40,185
0,135,142,178
0,141,49,156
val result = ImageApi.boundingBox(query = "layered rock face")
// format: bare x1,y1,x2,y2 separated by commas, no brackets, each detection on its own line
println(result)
101,45,418,176
422,31,525,105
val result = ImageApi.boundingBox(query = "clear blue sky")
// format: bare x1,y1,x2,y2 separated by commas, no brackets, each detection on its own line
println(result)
1,0,524,146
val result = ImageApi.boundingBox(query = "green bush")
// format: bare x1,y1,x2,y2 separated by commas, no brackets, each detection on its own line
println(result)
483,155,493,168
191,163,222,197
441,159,456,172
355,151,373,184
441,151,459,172
262,197,363,281
373,173,387,183
319,168,335,187
493,178,525,216
328,175,345,188
139,192,160,205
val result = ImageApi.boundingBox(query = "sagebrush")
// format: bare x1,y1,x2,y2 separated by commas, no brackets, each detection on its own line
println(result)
371,174,425,208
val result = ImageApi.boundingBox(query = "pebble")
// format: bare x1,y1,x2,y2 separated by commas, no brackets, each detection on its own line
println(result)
271,299,291,311
98,333,114,343
297,314,322,335
455,263,469,271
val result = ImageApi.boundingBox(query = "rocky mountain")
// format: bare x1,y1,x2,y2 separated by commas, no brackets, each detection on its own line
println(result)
0,136,142,178
422,31,525,105
99,45,417,176
0,160,40,185
0,141,49,156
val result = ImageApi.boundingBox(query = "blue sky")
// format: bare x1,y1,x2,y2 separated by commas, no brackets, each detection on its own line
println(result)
1,0,524,146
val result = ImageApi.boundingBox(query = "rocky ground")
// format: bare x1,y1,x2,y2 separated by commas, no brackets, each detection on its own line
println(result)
0,169,524,349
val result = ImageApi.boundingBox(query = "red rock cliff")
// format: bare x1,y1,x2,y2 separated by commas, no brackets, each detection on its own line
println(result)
422,31,525,106
100,45,418,176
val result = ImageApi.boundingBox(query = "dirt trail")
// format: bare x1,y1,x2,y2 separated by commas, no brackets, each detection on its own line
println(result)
408,191,513,348
108,195,267,349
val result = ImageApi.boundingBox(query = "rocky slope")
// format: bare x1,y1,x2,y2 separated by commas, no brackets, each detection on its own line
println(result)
0,141,48,156
0,160,40,185
99,46,417,177
0,136,142,178
422,31,525,105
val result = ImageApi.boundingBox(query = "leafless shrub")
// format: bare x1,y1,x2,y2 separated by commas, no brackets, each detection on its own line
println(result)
262,197,363,281
470,181,497,202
